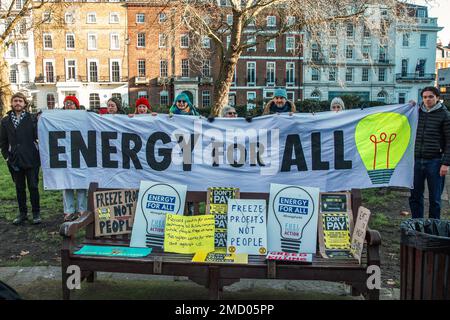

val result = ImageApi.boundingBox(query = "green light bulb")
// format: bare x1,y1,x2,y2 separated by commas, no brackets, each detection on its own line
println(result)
355,112,411,184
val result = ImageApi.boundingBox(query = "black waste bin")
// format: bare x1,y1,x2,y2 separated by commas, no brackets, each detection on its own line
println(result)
400,219,450,300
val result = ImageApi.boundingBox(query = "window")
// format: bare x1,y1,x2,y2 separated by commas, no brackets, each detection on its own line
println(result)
44,60,55,82
159,13,167,23
286,62,295,85
226,15,233,25
346,45,354,59
66,33,75,50
138,91,148,99
363,25,370,38
160,60,168,77
329,22,337,37
181,59,189,77
180,34,189,48
89,93,100,110
202,36,210,48
110,33,120,50
15,0,23,9
66,59,76,80
248,18,255,27
362,68,369,82
346,23,354,37
158,34,167,48
87,12,97,24
8,43,16,57
88,33,97,50
65,12,74,24
47,94,55,109
19,20,26,34
379,46,387,62
202,90,210,107
311,43,320,61
345,67,353,82
362,45,370,60
326,44,336,60
402,33,410,47
311,68,320,81
398,92,406,104
266,62,275,85
287,92,295,102
88,60,98,82
377,91,386,103
416,59,426,76
160,91,169,106
202,60,210,77
247,62,256,85
43,33,53,49
311,90,321,100
43,11,52,23
137,59,146,77
9,65,17,84
378,67,386,82
286,36,295,52
287,16,295,26
228,93,236,107
137,33,145,48
401,59,408,76
110,12,119,24
136,13,145,23
266,39,276,52
267,16,276,27
226,35,231,49
247,36,256,52
328,67,336,81
417,8,426,18
110,60,120,82
247,92,256,110
420,34,428,47
20,42,28,57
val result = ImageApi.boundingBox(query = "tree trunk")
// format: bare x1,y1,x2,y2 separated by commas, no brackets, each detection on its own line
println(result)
0,46,12,117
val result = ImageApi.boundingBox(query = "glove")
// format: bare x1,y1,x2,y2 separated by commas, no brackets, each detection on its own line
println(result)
245,116,253,123
207,115,215,123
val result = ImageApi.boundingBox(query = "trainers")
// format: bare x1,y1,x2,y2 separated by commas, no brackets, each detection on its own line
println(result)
32,213,42,225
13,215,28,225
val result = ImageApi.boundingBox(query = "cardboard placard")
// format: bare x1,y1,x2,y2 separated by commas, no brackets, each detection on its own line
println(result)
227,199,267,255
350,206,371,264
267,184,320,254
130,181,187,249
93,189,137,237
206,187,240,252
266,252,312,263
163,214,215,254
192,252,248,264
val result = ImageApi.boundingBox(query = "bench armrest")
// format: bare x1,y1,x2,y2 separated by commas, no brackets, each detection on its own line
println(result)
365,227,381,267
365,228,381,246
59,211,94,238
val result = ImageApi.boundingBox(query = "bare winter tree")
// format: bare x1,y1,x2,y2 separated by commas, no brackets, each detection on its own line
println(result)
0,0,65,116
156,0,417,116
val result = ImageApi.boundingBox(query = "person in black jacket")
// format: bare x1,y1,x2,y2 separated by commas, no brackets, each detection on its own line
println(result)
0,92,41,225
409,86,450,219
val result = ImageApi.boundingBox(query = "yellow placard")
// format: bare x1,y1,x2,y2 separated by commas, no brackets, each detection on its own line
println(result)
192,252,248,264
322,213,351,250
164,214,215,254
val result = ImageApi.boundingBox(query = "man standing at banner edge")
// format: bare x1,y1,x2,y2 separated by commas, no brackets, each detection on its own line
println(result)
409,86,450,219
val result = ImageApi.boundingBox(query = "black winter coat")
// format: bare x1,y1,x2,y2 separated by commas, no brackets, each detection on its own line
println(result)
0,111,40,169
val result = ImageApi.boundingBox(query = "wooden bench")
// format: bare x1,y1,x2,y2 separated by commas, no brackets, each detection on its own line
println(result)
60,183,381,300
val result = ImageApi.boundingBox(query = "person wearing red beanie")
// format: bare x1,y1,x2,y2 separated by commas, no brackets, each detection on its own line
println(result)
135,97,151,114
63,96,80,110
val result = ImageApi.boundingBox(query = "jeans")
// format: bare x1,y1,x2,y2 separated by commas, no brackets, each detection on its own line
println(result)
12,167,40,217
409,158,445,219
63,189,88,214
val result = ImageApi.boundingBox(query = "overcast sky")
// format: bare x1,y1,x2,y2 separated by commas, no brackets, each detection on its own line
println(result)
412,0,450,45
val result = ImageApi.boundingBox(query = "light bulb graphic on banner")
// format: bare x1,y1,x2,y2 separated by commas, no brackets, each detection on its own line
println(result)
355,112,410,185
272,186,317,253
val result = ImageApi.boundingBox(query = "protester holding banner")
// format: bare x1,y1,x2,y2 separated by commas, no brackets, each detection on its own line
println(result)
169,93,200,116
62,97,88,221
128,97,154,117
106,97,124,115
409,86,450,220
221,106,238,118
330,97,345,112
262,88,296,115
0,93,41,225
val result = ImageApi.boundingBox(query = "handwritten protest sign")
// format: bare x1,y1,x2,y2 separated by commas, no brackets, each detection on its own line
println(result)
227,199,267,255
206,187,240,252
164,214,215,254
93,189,137,237
267,184,319,254
350,206,371,264
192,252,248,264
130,181,187,249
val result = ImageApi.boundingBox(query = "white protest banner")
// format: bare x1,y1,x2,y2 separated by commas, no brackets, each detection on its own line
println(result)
227,199,267,255
267,183,319,254
38,104,417,192
130,181,187,249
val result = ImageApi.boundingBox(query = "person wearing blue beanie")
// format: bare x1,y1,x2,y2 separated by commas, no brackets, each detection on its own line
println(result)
263,88,296,115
